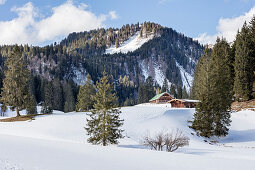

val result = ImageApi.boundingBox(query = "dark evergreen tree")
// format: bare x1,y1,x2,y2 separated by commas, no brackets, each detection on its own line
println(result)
138,83,144,104
177,85,182,99
192,47,214,137
64,81,75,113
161,78,168,92
209,38,232,136
76,74,96,111
234,22,254,101
1,45,30,117
182,86,189,99
26,94,37,115
192,39,233,137
85,72,124,146
143,76,155,102
249,17,255,99
52,78,64,111
170,84,177,98
41,82,54,114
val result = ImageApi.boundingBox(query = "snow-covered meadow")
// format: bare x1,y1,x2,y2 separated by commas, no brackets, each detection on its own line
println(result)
0,104,254,170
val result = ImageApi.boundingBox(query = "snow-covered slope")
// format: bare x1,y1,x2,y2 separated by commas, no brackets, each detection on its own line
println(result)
0,105,254,169
176,62,193,92
139,60,166,87
105,32,155,54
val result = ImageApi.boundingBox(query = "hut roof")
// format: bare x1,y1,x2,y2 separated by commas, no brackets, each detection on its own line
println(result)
149,92,173,102
168,99,200,103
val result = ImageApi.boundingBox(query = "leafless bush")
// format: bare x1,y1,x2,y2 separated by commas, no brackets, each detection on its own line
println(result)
164,129,189,152
143,133,158,150
142,129,189,152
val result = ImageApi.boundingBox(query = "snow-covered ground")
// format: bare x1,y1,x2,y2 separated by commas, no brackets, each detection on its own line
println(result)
105,32,155,54
0,104,254,170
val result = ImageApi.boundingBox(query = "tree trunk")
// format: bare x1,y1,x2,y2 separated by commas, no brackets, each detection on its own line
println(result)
16,109,21,117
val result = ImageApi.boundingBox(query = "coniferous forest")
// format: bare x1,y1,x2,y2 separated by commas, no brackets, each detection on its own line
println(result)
191,18,255,137
0,22,203,113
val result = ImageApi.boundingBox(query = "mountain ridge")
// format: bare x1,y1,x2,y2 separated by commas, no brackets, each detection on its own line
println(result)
0,22,204,92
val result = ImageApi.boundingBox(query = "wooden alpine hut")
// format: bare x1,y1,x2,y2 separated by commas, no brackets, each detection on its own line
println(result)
168,99,199,108
149,92,174,104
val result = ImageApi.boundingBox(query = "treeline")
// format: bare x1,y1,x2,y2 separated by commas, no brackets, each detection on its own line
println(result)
191,18,255,138
61,22,163,54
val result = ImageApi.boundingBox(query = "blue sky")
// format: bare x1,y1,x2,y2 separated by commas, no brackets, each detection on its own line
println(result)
0,0,254,45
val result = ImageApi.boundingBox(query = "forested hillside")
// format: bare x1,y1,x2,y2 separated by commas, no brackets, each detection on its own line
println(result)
0,22,204,110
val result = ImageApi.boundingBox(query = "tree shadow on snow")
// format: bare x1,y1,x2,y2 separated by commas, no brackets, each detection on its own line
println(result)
221,129,255,143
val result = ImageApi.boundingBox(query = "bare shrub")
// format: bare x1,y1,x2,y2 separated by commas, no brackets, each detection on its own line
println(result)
142,129,189,152
143,133,158,150
155,131,165,151
164,129,189,152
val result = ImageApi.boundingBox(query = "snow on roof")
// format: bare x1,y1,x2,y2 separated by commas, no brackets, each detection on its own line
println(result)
182,99,200,103
168,98,200,103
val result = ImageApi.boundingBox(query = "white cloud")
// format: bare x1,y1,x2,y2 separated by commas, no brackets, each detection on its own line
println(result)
0,1,111,45
0,0,6,5
109,11,118,20
196,6,255,44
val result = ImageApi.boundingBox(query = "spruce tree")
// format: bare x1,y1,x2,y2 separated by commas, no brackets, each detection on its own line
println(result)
182,86,189,99
192,39,233,137
26,75,38,115
85,72,124,146
1,45,30,117
143,76,155,102
26,94,37,115
76,74,96,111
177,85,182,99
64,82,75,113
234,22,254,101
249,17,255,98
161,78,168,92
41,82,53,114
170,84,177,98
138,83,144,104
192,47,214,137
52,78,64,111
210,38,232,136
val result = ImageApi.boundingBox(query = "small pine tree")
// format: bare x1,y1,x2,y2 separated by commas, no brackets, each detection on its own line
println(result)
1,45,30,117
41,102,53,114
76,74,96,111
115,38,119,48
85,72,124,146
182,86,189,99
138,83,144,104
161,78,168,92
177,85,182,99
170,84,177,98
52,78,64,111
26,94,37,115
143,76,155,102
64,82,75,113
41,82,53,114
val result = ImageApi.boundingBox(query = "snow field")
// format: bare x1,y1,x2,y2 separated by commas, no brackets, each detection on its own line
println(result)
0,104,254,169
105,32,154,54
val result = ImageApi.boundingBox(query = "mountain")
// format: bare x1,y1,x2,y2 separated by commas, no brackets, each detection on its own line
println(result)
0,22,203,95
61,22,203,91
